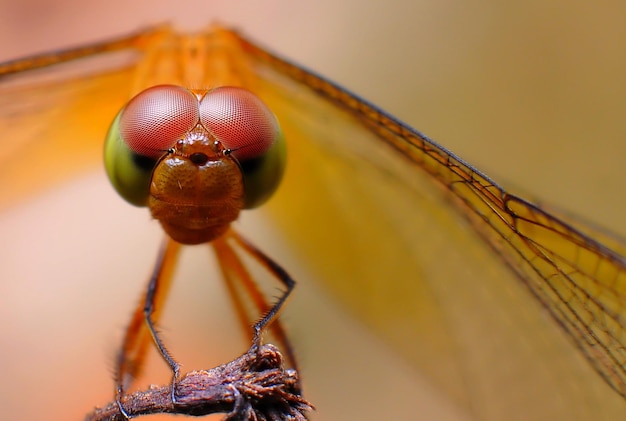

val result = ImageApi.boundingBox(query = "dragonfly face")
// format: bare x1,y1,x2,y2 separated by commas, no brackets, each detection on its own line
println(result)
1,4,619,420
104,84,285,243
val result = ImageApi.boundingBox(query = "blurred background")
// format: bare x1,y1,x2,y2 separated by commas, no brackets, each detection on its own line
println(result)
0,0,625,420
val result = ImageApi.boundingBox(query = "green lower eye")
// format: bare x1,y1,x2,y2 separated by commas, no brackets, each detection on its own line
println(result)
240,127,286,209
104,112,157,206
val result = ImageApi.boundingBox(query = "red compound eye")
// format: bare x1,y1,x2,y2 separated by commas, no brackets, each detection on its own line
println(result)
120,85,199,159
199,87,279,161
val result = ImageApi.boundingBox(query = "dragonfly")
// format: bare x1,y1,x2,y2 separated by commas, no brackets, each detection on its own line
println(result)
2,24,626,420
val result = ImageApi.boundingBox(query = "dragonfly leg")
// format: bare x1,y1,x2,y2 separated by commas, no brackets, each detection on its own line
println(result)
115,237,181,418
213,231,298,369
227,230,297,360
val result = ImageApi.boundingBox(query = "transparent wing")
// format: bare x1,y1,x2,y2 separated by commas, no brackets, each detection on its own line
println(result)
0,30,158,210
235,33,626,419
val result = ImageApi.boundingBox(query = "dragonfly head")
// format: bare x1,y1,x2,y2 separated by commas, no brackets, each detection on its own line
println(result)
104,85,286,244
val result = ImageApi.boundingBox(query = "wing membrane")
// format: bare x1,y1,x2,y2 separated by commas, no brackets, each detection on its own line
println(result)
236,32,626,418
0,30,163,209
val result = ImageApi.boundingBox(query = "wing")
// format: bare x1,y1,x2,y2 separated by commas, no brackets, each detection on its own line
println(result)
233,31,626,419
0,29,164,210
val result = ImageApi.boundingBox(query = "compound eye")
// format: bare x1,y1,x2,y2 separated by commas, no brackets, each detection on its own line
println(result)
199,87,280,162
104,85,200,206
120,85,199,159
199,87,285,209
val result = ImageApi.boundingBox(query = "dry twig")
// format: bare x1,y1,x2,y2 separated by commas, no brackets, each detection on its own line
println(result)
85,344,312,420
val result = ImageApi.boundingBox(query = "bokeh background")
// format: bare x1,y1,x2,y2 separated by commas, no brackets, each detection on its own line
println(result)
1,1,625,420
